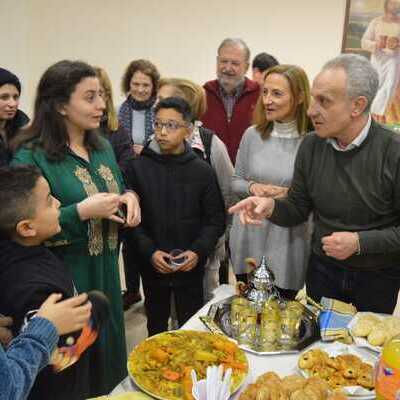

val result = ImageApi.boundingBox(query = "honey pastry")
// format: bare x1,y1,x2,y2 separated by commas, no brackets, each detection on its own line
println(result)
356,363,374,389
281,375,306,394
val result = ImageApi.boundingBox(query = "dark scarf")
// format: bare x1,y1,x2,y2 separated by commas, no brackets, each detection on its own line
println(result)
118,95,155,144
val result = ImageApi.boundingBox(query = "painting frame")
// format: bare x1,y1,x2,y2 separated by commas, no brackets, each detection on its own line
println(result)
341,0,400,129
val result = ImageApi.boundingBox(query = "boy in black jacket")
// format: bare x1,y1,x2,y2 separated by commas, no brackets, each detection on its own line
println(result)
125,97,226,335
0,166,97,400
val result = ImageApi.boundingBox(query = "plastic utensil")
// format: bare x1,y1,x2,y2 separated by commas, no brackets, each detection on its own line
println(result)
220,368,232,400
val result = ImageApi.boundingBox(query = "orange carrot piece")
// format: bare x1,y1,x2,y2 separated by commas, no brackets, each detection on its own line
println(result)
162,369,181,381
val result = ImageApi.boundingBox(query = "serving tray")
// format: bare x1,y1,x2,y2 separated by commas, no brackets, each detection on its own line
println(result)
202,296,320,355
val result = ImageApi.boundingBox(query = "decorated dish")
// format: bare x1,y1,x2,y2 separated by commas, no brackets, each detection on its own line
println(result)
239,371,349,400
297,342,377,399
128,330,248,400
348,312,399,352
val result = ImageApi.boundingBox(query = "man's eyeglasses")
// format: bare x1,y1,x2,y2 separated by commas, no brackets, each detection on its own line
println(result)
153,120,188,133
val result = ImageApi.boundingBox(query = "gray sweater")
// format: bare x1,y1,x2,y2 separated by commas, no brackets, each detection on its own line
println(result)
230,123,310,289
270,121,400,271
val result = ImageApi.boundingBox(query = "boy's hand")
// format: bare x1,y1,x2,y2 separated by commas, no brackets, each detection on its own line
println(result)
177,251,198,272
36,293,92,336
0,316,13,346
151,250,173,274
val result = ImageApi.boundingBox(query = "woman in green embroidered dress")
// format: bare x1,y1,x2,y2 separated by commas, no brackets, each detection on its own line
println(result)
11,60,141,397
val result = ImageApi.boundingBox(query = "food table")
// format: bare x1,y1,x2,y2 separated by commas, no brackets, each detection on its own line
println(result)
111,285,300,398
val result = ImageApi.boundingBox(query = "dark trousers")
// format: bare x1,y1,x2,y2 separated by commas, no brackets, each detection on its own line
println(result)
122,241,140,294
307,253,400,313
143,281,204,336
219,238,230,284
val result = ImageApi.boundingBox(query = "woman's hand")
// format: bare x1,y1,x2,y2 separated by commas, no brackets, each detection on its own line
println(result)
77,193,120,221
151,250,173,274
249,182,271,197
177,251,199,272
249,182,288,198
266,185,289,199
117,192,141,227
37,293,92,336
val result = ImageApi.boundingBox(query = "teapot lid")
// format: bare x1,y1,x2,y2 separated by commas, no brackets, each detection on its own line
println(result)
251,256,275,283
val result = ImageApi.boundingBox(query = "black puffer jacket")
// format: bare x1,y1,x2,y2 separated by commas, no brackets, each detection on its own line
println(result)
125,140,226,286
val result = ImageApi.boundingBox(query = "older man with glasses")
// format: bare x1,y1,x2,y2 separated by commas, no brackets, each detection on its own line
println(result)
201,38,260,164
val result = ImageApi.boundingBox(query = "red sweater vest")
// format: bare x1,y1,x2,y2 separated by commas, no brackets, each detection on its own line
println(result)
201,78,259,163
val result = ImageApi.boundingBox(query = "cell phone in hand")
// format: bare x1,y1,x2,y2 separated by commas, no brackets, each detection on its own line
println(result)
169,249,187,270
115,204,127,223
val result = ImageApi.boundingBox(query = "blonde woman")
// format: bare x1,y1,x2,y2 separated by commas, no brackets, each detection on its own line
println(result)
230,65,313,298
94,67,134,171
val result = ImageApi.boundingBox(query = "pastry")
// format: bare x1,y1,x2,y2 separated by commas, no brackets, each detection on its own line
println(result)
281,375,306,394
367,323,387,346
298,349,329,370
356,363,374,389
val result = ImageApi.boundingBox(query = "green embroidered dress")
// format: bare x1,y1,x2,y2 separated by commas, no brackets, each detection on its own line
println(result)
13,138,127,396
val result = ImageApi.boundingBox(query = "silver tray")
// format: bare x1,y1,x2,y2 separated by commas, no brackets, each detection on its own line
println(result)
202,295,320,355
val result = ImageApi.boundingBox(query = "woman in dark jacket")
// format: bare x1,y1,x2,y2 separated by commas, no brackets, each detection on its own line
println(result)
94,67,134,172
0,68,29,166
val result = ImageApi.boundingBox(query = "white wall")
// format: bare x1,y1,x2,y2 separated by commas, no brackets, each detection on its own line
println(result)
1,0,347,114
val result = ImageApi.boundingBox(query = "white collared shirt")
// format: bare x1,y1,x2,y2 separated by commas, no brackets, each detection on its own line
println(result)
327,115,372,152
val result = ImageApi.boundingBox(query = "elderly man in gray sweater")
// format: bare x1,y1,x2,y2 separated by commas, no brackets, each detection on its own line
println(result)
229,54,400,313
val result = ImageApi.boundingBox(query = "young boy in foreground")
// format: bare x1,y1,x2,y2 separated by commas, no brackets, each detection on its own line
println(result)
0,166,96,400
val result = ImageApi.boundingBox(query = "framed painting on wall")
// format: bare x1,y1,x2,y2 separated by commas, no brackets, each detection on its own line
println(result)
342,0,400,129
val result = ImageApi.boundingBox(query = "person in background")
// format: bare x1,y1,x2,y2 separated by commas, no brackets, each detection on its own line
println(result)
201,38,260,164
94,67,134,172
0,68,29,166
118,60,159,309
361,0,400,124
12,60,141,396
251,52,280,86
119,59,160,156
125,97,225,335
230,65,313,299
157,78,234,301
1,292,91,400
229,54,400,314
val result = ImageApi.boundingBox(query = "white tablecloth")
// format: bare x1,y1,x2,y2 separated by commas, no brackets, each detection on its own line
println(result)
111,285,299,398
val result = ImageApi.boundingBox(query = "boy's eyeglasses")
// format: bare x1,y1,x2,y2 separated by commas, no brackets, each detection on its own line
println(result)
153,120,188,133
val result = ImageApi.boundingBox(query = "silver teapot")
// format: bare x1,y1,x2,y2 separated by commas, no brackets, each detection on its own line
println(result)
243,256,281,311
